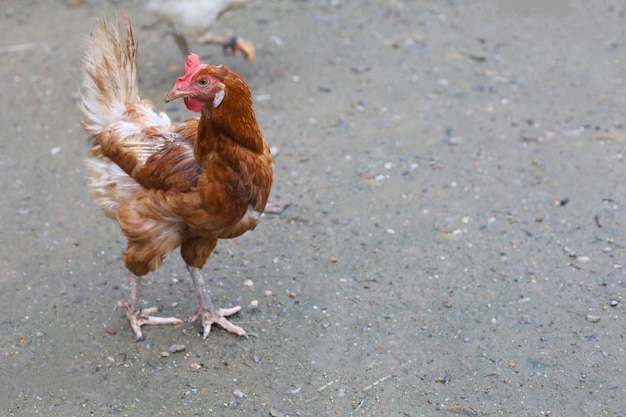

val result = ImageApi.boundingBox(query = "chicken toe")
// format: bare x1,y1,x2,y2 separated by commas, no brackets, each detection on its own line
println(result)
119,302,183,340
189,305,248,339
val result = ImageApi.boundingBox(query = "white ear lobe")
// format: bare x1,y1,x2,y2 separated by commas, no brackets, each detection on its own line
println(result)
213,89,225,108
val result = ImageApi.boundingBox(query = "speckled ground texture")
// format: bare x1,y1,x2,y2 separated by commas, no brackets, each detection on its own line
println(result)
1,0,625,416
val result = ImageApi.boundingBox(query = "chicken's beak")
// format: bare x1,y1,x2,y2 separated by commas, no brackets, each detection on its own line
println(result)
165,87,186,103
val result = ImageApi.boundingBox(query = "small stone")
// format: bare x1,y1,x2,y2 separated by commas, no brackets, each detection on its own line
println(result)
270,408,285,417
586,314,601,323
160,351,170,358
243,279,254,287
168,344,186,353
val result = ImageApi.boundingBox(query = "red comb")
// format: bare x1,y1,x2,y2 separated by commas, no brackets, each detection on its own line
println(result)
175,53,202,85
185,53,201,74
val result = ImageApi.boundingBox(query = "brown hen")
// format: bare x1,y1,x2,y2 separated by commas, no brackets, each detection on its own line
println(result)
79,13,272,340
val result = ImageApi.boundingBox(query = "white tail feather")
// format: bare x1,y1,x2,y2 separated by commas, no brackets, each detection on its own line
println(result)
79,13,138,139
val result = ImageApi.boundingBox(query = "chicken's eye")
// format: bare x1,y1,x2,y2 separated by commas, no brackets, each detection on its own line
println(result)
198,78,209,87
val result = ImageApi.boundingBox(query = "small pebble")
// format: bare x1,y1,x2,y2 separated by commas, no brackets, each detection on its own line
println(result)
270,408,285,417
586,314,601,323
610,299,619,307
243,279,254,287
168,344,186,353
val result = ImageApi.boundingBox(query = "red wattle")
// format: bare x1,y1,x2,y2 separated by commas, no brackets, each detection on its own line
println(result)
184,97,204,113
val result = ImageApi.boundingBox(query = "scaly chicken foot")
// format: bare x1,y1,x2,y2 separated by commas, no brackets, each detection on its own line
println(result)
119,273,183,340
188,305,247,339
118,302,183,340
187,265,248,339
170,32,255,62
205,35,256,62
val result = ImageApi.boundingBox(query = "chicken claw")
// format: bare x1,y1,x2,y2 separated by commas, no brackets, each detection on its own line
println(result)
223,36,256,62
187,265,248,339
189,306,248,339
119,302,183,340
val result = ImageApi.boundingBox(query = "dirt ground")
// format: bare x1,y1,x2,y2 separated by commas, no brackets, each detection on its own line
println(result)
1,0,625,415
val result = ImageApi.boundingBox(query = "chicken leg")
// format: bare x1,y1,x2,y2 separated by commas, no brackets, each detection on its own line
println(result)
118,273,182,340
186,265,247,339
172,32,192,57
